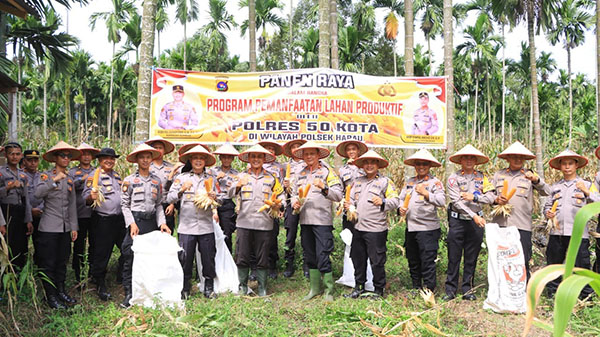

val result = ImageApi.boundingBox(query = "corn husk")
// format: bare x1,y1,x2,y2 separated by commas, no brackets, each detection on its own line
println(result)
545,218,559,233
193,190,220,210
285,163,291,180
336,186,352,216
91,168,105,208
293,184,311,215
419,288,436,307
257,195,282,218
491,203,514,218
347,205,358,222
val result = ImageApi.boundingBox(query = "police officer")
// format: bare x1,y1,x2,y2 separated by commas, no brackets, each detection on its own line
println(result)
398,149,446,291
336,140,368,231
69,142,99,282
211,143,240,252
594,145,600,274
35,141,80,309
145,136,177,233
83,148,126,301
158,85,199,130
344,150,399,298
167,145,219,299
0,142,33,270
411,92,439,136
21,149,43,265
120,144,171,308
444,145,492,301
291,141,343,302
230,144,284,296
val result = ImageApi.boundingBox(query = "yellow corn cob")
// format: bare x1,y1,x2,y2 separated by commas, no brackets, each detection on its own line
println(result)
502,180,508,198
507,188,517,200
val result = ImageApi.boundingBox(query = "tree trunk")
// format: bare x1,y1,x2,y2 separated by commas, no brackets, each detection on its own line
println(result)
529,97,533,147
427,34,433,76
393,39,397,76
404,0,414,76
473,76,478,139
329,0,338,69
466,98,469,136
84,92,88,139
135,0,158,143
567,46,573,147
501,24,506,143
487,73,491,141
249,0,257,71
443,0,455,176
64,77,72,142
157,30,161,56
597,0,600,149
43,76,47,139
289,0,293,68
318,0,330,68
527,1,544,177
183,21,187,71
108,43,115,139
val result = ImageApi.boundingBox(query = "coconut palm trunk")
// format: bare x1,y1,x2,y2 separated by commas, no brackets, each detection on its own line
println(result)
527,1,544,177
319,0,330,68
597,0,600,146
501,23,506,143
567,45,573,146
330,0,338,69
473,76,478,139
108,42,115,139
183,21,187,70
404,0,414,75
135,0,158,142
249,0,257,71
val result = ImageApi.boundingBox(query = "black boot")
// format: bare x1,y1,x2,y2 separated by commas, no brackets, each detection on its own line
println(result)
344,284,365,299
204,278,216,299
120,286,132,308
373,287,384,298
97,281,111,301
268,268,278,280
57,284,77,305
47,294,67,309
283,261,294,278
249,269,257,281
181,290,190,300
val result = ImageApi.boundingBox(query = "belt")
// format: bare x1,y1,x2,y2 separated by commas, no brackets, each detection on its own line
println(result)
132,211,156,220
450,210,483,221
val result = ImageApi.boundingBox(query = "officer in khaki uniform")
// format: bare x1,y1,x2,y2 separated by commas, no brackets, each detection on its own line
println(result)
411,92,439,136
543,149,597,298
291,141,343,301
21,149,43,265
69,142,99,282
336,140,368,231
398,149,446,291
83,148,126,301
210,143,240,253
444,145,493,301
479,141,552,279
229,145,284,296
344,150,399,298
120,144,171,308
145,136,177,233
158,85,199,130
35,142,80,309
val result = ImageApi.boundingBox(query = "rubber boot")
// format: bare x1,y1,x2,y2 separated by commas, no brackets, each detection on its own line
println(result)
238,267,249,295
57,283,77,305
322,272,334,302
303,269,322,300
257,269,268,297
283,259,294,278
204,278,216,299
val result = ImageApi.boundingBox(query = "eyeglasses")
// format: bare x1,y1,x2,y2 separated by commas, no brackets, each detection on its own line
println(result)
56,152,73,159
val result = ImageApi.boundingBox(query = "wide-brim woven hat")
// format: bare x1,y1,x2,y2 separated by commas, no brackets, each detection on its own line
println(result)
179,145,216,166
145,136,175,155
77,142,100,156
595,145,600,160
239,144,276,163
449,144,489,165
292,141,330,159
258,141,283,156
548,149,588,170
178,143,211,156
126,143,162,163
353,150,389,169
43,141,81,162
335,140,368,159
213,143,239,156
282,139,307,158
404,149,441,167
498,141,536,160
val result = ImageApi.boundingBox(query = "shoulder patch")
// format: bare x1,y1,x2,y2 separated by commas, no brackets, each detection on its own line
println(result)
448,177,456,187
385,180,398,199
40,174,48,181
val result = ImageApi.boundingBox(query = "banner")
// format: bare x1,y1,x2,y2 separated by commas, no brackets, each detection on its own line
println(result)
150,68,446,149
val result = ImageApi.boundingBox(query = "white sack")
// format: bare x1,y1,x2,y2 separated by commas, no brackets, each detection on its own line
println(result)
196,220,239,294
335,228,374,291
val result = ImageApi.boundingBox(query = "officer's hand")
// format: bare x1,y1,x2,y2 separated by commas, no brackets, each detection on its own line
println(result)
26,222,34,235
169,163,183,180
217,172,225,179
283,178,290,189
546,210,556,219
181,181,193,192
237,174,248,188
415,183,429,199
576,181,590,196
313,178,325,190
473,215,486,227
90,189,98,200
495,195,508,205
398,207,407,216
165,204,175,216
160,223,171,234
371,196,383,206
344,200,351,210
293,201,301,210
213,213,219,223
208,191,217,200
130,223,139,237
71,231,78,242
460,192,474,201
53,171,67,183
7,180,21,189
524,171,539,183
32,208,43,218
0,225,5,235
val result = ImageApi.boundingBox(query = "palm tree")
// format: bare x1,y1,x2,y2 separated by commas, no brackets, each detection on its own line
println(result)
374,0,402,76
249,0,256,71
318,0,329,68
298,27,319,68
71,50,94,139
135,0,158,142
547,0,591,146
202,0,236,72
405,0,414,76
156,0,170,56
420,0,443,76
90,0,135,139
172,0,199,71
120,11,142,63
240,0,285,69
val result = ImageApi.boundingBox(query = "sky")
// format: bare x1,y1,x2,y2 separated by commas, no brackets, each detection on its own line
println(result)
60,0,596,84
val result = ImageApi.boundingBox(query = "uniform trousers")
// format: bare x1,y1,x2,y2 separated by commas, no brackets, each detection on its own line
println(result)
72,217,93,280
594,221,599,273
445,216,484,295
1,204,28,270
301,224,334,273
162,203,176,234
122,213,158,292
518,229,532,280
546,235,593,297
34,231,71,296
32,216,40,265
350,230,388,289
217,199,237,252
269,218,280,270
342,214,354,231
283,204,300,265
179,232,216,291
405,228,440,290
235,228,271,269
89,213,125,285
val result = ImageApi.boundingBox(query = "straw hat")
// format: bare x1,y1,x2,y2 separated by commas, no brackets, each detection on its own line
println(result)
548,149,588,170
448,144,489,165
292,141,330,159
353,150,389,169
239,144,276,163
595,145,600,160
145,136,175,155
282,139,307,158
498,141,535,160
43,141,81,162
213,143,239,156
404,149,441,167
126,143,161,163
178,143,210,156
335,140,368,159
179,145,216,166
77,142,100,156
258,141,283,156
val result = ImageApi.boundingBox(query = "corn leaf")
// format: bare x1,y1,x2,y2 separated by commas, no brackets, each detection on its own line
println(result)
564,202,600,278
553,274,595,337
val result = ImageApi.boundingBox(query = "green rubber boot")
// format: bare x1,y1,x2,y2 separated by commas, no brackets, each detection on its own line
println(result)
322,272,334,302
257,269,268,297
238,267,249,295
303,269,322,300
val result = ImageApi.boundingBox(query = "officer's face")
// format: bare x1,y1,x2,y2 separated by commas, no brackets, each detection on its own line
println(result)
263,145,277,155
98,156,115,172
346,144,359,160
559,158,577,177
460,155,477,171
302,149,319,167
420,95,429,107
55,152,72,168
507,156,525,171
151,142,166,156
190,154,206,171
290,143,302,161
136,152,153,170
414,161,431,177
80,151,93,166
248,153,265,169
220,155,234,167
5,147,22,166
173,91,184,101
363,159,379,176
23,157,39,172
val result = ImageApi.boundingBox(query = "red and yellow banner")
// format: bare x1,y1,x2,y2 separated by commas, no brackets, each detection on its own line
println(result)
150,68,446,149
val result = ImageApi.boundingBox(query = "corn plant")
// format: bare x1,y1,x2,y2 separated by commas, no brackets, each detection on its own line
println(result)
523,202,600,337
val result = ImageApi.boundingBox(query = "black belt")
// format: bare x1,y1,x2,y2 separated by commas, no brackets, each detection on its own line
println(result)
132,211,156,220
449,209,483,221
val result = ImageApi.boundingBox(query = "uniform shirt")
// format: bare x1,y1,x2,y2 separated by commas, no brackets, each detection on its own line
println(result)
69,165,95,218
447,170,493,219
350,174,400,232
158,101,199,130
210,166,239,201
150,160,175,204
339,162,365,192
0,165,33,223
398,174,446,232
167,170,218,235
291,163,343,226
24,170,44,210
82,169,123,216
592,172,600,202
481,168,551,231
543,177,594,238
411,107,439,135
121,171,166,228
34,169,77,233
263,161,285,182
228,169,284,231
